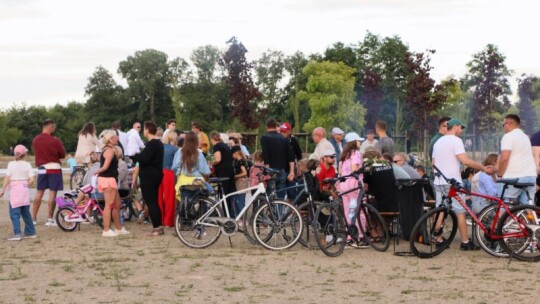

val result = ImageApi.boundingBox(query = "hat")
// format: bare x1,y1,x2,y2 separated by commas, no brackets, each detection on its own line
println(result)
331,127,344,135
230,145,242,154
280,122,292,132
14,145,28,156
321,147,336,157
447,118,466,129
344,132,364,143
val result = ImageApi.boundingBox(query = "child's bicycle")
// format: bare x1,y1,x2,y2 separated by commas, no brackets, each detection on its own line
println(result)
55,185,104,232
409,165,540,262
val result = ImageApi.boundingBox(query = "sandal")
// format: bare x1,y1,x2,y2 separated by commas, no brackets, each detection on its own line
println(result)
146,228,164,236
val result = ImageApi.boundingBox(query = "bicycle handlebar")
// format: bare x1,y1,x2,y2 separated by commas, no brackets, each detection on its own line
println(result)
322,167,365,185
432,165,462,189
253,165,281,177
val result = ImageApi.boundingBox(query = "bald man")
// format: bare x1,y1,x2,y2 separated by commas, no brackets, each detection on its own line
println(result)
310,127,335,161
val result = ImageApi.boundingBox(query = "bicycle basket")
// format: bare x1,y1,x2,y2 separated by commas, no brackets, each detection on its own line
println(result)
56,196,75,208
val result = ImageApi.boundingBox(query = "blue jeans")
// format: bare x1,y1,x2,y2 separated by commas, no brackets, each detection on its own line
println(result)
9,204,36,236
269,169,287,199
233,194,246,218
498,176,536,205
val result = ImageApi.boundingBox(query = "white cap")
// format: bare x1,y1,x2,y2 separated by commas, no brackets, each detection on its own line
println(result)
344,132,364,143
321,147,336,157
331,127,344,135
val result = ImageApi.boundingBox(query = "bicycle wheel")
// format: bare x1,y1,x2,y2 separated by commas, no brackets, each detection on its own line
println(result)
92,207,104,229
175,197,223,249
496,205,540,262
313,203,347,257
55,207,79,232
252,200,303,250
297,201,324,248
358,203,390,252
242,195,266,245
409,207,457,258
473,204,509,258
121,202,133,222
70,168,86,190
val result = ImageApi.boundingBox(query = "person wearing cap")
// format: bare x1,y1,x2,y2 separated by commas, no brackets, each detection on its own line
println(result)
498,114,536,205
329,127,346,169
428,116,451,161
279,123,302,161
315,148,337,192
311,127,335,161
374,120,395,157
0,145,36,240
32,119,66,227
432,118,494,251
360,129,378,154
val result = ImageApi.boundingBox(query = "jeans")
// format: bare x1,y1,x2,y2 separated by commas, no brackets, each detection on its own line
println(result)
285,179,300,202
9,204,36,236
269,169,287,199
233,194,246,218
498,176,536,205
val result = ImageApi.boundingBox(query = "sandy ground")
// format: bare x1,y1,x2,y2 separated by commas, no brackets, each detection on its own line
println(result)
1,189,539,304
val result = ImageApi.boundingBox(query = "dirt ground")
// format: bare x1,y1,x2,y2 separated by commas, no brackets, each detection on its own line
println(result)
1,189,539,304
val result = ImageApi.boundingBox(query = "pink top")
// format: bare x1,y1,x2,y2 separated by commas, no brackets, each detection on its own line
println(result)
249,164,270,187
340,150,362,176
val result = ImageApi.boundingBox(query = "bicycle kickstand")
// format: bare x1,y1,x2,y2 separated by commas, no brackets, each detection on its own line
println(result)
228,236,233,248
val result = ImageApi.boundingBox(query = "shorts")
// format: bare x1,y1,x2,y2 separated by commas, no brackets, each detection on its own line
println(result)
37,167,63,191
434,184,466,214
497,176,536,205
97,177,118,193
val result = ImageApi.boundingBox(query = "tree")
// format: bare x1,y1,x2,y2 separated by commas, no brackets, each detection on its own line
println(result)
300,61,366,133
255,50,286,117
358,69,384,130
190,45,222,83
221,37,262,130
324,42,357,67
118,49,171,121
284,51,309,133
464,44,512,133
5,104,49,149
168,57,192,128
517,74,538,134
0,113,22,153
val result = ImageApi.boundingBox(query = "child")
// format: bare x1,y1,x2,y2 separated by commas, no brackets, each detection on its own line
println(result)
231,145,249,217
249,150,269,189
0,145,36,240
131,162,149,224
66,153,77,172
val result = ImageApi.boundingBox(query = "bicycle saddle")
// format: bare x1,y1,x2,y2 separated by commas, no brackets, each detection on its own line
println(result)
496,178,534,188
209,177,230,183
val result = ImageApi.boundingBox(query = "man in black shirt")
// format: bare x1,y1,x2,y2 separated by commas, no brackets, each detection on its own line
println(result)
261,118,295,199
280,122,303,200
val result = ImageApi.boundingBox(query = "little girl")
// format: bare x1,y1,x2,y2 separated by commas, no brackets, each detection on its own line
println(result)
0,145,36,241
231,145,249,217
249,151,269,189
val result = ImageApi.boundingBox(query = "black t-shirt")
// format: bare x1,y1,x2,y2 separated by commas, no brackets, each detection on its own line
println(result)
233,159,249,176
260,131,294,171
363,164,400,212
139,139,164,182
531,131,540,147
212,142,234,178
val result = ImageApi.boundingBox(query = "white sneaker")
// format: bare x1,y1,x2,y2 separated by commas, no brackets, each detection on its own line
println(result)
102,230,118,237
7,234,22,241
22,234,37,239
466,219,473,226
45,219,57,227
32,220,37,225
116,227,130,235
326,235,343,243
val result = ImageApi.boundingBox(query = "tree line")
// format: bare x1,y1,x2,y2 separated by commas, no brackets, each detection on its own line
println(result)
1,32,540,154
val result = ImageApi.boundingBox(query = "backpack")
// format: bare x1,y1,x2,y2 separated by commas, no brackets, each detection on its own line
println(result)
178,185,209,220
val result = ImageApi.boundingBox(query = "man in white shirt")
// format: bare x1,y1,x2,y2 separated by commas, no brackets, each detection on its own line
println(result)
125,122,145,159
432,118,493,251
310,127,335,161
497,114,536,204
360,129,378,154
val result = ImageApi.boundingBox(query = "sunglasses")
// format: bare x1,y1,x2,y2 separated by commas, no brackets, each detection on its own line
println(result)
326,155,336,159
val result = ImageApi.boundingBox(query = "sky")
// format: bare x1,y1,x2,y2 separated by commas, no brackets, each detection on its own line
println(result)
1,0,539,109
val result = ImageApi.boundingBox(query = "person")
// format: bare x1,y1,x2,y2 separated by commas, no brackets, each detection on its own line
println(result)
111,121,128,154
279,123,302,161
497,114,536,204
382,153,410,179
392,153,421,179
72,151,100,207
32,119,66,227
210,131,236,209
260,118,295,199
310,127,336,161
75,122,103,164
461,167,476,209
360,129,378,154
415,165,435,201
228,136,240,148
95,130,129,237
531,127,540,175
231,132,250,158
191,122,210,156
249,151,270,190
329,127,347,170
338,132,365,246
162,119,176,141
315,148,337,192
432,118,493,251
474,154,498,214
139,121,164,236
231,145,249,216
429,116,451,160
172,132,211,178
130,162,148,224
66,153,77,172
125,122,145,161
158,130,177,227
374,120,394,157
115,147,130,200
0,145,36,240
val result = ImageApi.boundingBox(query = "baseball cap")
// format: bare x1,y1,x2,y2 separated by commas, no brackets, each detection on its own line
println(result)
331,127,344,135
280,122,292,132
447,118,466,129
344,132,365,143
14,145,28,156
321,147,336,157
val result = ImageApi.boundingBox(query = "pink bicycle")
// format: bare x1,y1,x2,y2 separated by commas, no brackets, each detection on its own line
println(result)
55,185,104,232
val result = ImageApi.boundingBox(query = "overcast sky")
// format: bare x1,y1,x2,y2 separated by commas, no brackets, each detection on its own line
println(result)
1,0,538,109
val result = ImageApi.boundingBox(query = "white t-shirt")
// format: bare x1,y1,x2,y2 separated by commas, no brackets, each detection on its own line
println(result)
432,135,465,185
501,128,536,178
6,160,35,181
360,139,378,154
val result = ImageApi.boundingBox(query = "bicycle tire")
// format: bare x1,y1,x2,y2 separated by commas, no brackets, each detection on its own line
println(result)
409,206,458,258
92,208,104,229
473,204,509,258
242,195,266,245
121,201,133,222
495,204,540,262
297,201,324,248
313,202,347,257
55,207,79,232
70,168,86,190
175,197,223,249
252,199,303,251
358,203,390,252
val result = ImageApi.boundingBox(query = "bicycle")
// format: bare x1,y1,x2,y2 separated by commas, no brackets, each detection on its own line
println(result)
55,185,104,231
314,169,390,257
70,165,87,190
409,165,540,261
174,166,303,250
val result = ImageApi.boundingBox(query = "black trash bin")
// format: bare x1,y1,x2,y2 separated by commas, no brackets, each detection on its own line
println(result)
396,179,426,241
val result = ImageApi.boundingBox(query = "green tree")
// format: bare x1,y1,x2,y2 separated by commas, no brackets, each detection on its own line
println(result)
0,113,22,153
516,74,538,134
284,51,309,133
169,57,192,128
255,50,286,117
190,45,222,83
47,102,86,152
5,104,49,149
299,61,366,133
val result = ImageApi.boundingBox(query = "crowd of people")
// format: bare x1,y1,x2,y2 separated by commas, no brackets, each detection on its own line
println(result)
2,114,538,254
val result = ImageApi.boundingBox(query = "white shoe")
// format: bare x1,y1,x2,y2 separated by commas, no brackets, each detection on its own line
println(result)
466,219,473,226
116,227,130,235
7,234,22,241
32,220,37,225
22,234,37,239
102,230,118,237
45,219,57,227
